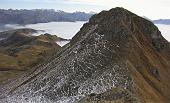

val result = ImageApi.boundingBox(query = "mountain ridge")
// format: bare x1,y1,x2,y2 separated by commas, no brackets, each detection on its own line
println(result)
0,28,69,90
0,9,93,24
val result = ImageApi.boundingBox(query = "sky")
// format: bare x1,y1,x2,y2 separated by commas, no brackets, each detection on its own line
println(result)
0,0,170,20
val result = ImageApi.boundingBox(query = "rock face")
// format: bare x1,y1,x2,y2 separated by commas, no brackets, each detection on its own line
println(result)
1,7,170,103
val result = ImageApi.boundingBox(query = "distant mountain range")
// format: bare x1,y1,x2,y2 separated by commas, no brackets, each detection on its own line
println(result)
143,16,170,25
0,9,94,24
0,9,170,25
153,19,170,25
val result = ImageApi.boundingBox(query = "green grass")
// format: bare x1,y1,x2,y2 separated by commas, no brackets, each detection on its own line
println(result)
0,29,62,85
0,53,20,70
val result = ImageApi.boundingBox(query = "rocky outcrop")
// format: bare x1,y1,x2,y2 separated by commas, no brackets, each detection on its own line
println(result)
0,7,170,103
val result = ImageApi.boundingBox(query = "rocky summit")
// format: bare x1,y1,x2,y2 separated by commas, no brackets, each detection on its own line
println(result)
1,7,170,103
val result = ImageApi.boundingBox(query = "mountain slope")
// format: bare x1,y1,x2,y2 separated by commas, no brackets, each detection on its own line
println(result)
1,7,170,103
0,29,70,90
0,28,64,71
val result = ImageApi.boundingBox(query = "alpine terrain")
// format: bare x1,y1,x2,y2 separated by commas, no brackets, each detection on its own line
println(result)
0,28,68,94
0,9,93,24
0,7,170,103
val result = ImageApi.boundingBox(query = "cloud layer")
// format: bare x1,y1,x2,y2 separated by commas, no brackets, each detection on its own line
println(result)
1,0,170,19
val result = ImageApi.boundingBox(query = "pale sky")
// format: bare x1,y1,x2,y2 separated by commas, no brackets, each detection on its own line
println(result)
0,0,170,19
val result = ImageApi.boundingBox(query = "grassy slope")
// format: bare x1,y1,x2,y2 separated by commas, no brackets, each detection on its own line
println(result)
0,30,63,84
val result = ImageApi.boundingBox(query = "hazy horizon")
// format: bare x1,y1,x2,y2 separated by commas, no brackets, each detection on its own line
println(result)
1,0,170,20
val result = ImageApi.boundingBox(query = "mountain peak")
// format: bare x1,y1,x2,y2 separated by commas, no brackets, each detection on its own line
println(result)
89,7,134,24
72,7,164,52
109,7,130,14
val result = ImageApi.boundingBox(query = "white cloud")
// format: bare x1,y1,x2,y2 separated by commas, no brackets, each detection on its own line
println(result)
3,0,170,19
